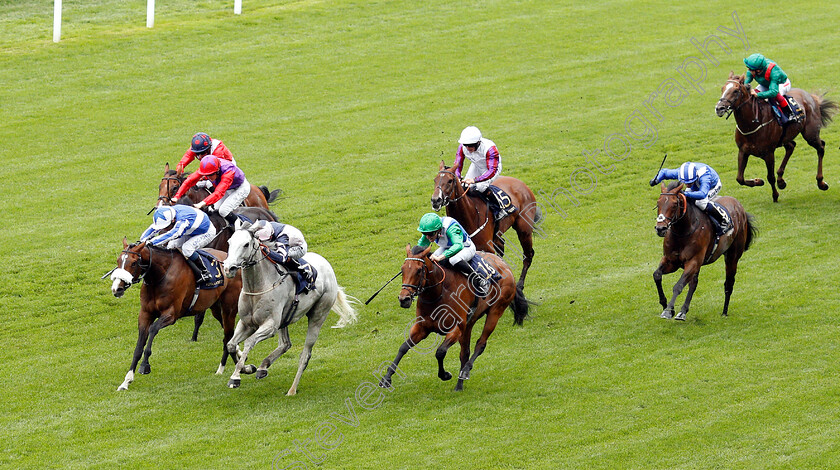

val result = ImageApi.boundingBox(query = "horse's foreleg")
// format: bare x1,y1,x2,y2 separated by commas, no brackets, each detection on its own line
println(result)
675,263,701,321
380,324,429,389
229,321,275,389
435,330,460,382
256,327,292,380
662,266,694,319
287,318,326,396
735,149,763,187
140,312,176,375
226,320,257,386
776,141,796,189
191,311,205,342
654,258,678,312
118,316,152,391
762,152,780,202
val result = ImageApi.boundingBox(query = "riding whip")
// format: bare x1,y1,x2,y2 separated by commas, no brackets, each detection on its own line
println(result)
365,271,401,305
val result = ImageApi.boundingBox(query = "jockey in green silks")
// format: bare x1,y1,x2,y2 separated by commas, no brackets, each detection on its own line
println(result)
744,53,793,122
417,213,489,297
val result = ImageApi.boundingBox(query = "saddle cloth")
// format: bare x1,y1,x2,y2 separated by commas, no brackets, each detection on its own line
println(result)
469,253,502,282
195,250,225,289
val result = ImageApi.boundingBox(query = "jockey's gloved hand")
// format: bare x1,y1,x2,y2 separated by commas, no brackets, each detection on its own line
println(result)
649,178,657,187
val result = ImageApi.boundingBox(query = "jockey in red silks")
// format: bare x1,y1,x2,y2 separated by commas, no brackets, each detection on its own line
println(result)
452,126,512,220
175,132,236,178
172,156,251,227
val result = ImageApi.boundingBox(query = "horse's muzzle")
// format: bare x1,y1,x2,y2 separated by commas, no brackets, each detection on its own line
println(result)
223,265,238,279
655,225,667,237
715,105,728,117
430,197,443,211
398,294,413,309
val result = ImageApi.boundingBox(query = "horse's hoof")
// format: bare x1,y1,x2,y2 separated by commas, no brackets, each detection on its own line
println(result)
819,181,829,191
454,381,464,392
228,379,241,388
660,310,674,319
138,364,151,375
755,179,765,186
439,371,452,381
675,311,687,321
256,369,268,379
286,389,297,396
777,179,787,190
242,365,257,375
117,385,128,391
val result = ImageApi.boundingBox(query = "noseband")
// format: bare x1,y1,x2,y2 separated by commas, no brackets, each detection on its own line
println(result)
435,170,467,206
657,192,687,230
717,79,749,119
401,256,445,301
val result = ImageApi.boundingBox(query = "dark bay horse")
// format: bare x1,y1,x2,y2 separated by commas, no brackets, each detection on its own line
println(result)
431,161,542,288
715,72,838,202
157,163,281,210
653,183,757,321
379,245,529,392
109,239,245,390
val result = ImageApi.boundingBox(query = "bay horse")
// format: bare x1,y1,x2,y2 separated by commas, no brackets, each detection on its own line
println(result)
653,182,757,321
715,71,838,202
109,239,245,391
378,244,529,392
157,163,281,210
431,161,542,288
222,222,358,394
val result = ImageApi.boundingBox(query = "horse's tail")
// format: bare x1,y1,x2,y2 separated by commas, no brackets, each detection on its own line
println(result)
744,212,758,251
534,205,544,225
260,185,283,204
508,284,532,326
330,285,360,328
814,93,839,128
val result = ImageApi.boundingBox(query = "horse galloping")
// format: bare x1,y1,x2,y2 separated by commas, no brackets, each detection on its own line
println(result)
109,239,244,391
653,182,757,321
431,161,542,288
715,72,838,202
379,245,529,392
158,163,281,210
222,222,358,395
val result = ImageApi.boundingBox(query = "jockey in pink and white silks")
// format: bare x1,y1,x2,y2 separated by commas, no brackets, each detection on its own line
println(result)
139,205,217,282
452,126,512,220
650,162,733,236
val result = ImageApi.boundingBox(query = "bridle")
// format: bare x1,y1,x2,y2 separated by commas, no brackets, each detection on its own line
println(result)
657,191,687,230
114,244,172,288
227,230,268,271
158,175,182,205
434,169,468,206
717,79,750,119
401,256,446,302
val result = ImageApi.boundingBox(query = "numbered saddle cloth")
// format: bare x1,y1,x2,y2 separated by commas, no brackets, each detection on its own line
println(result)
488,185,517,220
195,250,225,289
469,254,502,282
784,95,805,122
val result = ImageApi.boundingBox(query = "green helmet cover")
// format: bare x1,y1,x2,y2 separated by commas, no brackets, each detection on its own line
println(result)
744,53,766,70
418,213,443,233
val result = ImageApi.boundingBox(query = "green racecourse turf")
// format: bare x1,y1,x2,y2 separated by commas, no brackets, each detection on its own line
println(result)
2,1,840,468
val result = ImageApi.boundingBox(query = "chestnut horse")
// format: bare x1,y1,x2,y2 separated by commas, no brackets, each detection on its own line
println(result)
157,163,281,210
431,161,542,288
715,72,838,202
653,182,757,321
378,245,529,392
109,239,246,390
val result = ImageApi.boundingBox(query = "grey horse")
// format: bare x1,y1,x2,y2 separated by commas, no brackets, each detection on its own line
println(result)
222,221,358,395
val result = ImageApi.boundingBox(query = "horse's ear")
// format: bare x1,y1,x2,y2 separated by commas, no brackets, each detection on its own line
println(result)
439,160,447,170
728,70,735,79
405,244,411,256
421,246,432,258
122,236,128,248
660,183,666,192
164,162,170,174
237,219,250,231
738,74,745,84
677,183,685,192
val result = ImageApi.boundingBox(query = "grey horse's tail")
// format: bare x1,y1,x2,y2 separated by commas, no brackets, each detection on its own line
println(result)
331,286,360,328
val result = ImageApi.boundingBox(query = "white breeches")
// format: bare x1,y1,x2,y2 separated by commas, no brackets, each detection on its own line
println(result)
212,179,251,217
167,224,217,257
434,243,476,265
757,79,791,96
692,181,721,210
465,161,501,192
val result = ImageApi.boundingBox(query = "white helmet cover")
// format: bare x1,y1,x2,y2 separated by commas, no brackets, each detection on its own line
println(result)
458,126,482,145
151,207,176,230
678,162,698,183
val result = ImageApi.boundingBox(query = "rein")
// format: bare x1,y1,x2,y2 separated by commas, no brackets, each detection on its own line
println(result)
436,169,490,238
231,233,289,296
658,192,687,230
719,80,775,134
401,256,446,302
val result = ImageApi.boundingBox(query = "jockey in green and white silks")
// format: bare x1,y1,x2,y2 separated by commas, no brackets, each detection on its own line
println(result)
744,53,793,122
650,162,732,236
417,213,489,296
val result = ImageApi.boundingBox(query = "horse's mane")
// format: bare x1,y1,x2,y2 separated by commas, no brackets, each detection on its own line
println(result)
164,169,190,179
666,180,683,191
411,245,428,256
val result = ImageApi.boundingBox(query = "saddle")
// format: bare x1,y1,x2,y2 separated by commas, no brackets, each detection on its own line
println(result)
770,95,805,125
194,250,225,289
469,253,502,283
487,185,517,221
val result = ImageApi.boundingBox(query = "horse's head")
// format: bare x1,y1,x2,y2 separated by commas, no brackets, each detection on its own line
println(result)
158,164,185,207
656,183,687,237
398,244,433,308
110,238,150,297
222,220,259,278
431,160,461,211
716,71,750,117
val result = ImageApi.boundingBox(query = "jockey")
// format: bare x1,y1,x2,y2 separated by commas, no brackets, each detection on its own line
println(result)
172,156,251,227
417,213,489,297
253,220,315,284
175,132,236,177
140,205,216,283
650,162,733,236
453,126,512,220
743,53,793,123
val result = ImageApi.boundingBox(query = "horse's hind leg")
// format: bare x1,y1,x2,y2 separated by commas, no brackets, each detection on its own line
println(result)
256,327,292,380
776,141,796,190
455,323,473,391
721,250,743,317
514,224,535,289
216,304,238,375
803,130,829,190
287,315,327,396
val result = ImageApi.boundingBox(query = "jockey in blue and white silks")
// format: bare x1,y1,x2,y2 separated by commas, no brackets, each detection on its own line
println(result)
140,205,217,282
650,162,732,235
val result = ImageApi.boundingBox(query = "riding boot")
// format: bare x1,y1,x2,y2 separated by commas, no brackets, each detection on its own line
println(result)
284,257,315,284
452,259,488,297
186,253,212,284
705,203,732,236
223,212,240,228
